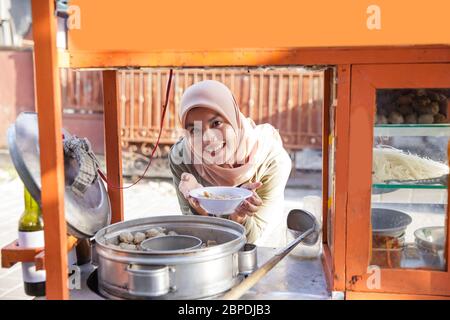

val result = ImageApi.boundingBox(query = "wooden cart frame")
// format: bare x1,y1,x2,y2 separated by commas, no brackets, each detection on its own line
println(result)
12,0,450,299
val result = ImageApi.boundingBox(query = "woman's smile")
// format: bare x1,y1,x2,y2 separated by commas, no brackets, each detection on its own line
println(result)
205,141,226,156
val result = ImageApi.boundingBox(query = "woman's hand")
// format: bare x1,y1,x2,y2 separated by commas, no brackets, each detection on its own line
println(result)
179,173,208,216
230,182,263,224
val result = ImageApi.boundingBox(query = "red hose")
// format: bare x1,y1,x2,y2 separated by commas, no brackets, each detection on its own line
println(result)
98,69,174,190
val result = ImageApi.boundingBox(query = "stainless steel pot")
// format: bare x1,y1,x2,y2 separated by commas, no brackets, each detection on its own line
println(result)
414,226,445,253
93,215,257,300
414,226,445,269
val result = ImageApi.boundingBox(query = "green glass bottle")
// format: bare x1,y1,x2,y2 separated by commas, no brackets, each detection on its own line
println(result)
18,187,46,296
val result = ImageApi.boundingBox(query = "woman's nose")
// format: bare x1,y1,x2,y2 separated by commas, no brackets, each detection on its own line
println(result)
203,128,222,143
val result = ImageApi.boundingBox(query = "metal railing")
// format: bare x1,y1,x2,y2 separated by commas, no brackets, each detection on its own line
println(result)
60,67,324,154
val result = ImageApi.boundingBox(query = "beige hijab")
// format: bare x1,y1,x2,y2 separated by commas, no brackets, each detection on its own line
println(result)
179,80,284,187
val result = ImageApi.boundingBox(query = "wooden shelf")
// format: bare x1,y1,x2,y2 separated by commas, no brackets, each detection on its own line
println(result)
1,236,79,270
374,124,450,137
1,240,44,268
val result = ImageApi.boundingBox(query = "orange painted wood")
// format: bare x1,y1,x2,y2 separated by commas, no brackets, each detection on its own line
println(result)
34,251,45,271
68,1,450,52
346,63,450,297
321,244,334,293
35,236,79,271
346,291,450,300
328,64,352,292
1,240,44,268
60,46,450,69
31,0,69,300
102,70,124,223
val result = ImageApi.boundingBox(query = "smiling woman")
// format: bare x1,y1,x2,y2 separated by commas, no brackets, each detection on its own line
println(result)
169,80,292,247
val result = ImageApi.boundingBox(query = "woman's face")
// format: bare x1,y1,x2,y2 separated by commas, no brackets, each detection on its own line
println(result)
184,107,237,164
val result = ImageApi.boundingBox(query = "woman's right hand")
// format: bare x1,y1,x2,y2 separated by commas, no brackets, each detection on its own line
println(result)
179,173,208,216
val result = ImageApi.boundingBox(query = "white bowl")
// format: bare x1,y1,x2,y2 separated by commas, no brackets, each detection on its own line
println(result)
189,186,253,216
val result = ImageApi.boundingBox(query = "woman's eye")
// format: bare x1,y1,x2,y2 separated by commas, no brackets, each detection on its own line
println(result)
212,120,223,127
190,127,202,135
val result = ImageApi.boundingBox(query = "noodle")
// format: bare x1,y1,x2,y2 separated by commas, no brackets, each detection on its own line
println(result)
372,147,448,183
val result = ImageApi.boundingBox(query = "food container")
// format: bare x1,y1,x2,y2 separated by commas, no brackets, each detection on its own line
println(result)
371,233,405,268
189,186,252,215
370,208,412,268
93,215,256,300
414,226,446,269
371,208,412,237
140,235,203,252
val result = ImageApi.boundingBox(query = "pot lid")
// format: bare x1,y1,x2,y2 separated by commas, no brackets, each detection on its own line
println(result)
7,112,111,238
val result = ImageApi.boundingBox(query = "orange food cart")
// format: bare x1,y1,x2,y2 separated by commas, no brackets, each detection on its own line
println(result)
2,0,450,300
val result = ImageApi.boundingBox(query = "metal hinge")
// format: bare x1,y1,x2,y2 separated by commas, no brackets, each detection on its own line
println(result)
350,275,362,286
55,0,69,17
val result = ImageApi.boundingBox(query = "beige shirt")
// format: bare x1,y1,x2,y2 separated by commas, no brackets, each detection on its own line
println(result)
168,138,292,247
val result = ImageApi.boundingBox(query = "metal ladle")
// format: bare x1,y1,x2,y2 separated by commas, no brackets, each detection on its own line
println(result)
221,209,320,300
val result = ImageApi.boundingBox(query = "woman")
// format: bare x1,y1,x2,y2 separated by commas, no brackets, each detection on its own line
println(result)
169,80,291,247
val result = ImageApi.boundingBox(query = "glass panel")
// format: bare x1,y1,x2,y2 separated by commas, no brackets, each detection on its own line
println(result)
327,102,336,252
371,88,450,271
326,70,337,252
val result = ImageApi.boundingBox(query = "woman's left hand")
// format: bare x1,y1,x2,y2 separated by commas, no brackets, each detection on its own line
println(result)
230,182,263,224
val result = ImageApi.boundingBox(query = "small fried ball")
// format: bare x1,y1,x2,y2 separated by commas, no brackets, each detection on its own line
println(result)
119,232,134,244
418,114,434,124
388,111,404,124
404,113,418,124
133,232,146,244
119,243,137,250
434,113,447,124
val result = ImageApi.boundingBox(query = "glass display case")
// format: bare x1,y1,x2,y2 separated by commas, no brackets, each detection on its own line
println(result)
346,63,450,297
371,89,449,271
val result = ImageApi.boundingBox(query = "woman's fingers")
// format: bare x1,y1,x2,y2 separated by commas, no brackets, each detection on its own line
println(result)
188,197,208,216
188,197,197,206
179,181,190,198
181,172,191,181
181,172,199,184
179,172,202,199
188,197,198,208
241,181,263,191
235,200,258,216
247,193,263,206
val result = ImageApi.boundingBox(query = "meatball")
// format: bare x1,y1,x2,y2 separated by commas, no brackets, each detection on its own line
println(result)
418,114,434,124
376,114,388,124
206,240,218,247
119,243,137,250
388,111,404,124
434,113,447,124
397,104,413,116
119,232,134,244
133,232,146,244
404,113,418,124
145,228,164,238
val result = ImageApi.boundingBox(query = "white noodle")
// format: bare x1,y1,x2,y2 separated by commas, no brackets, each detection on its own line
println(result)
372,147,448,183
